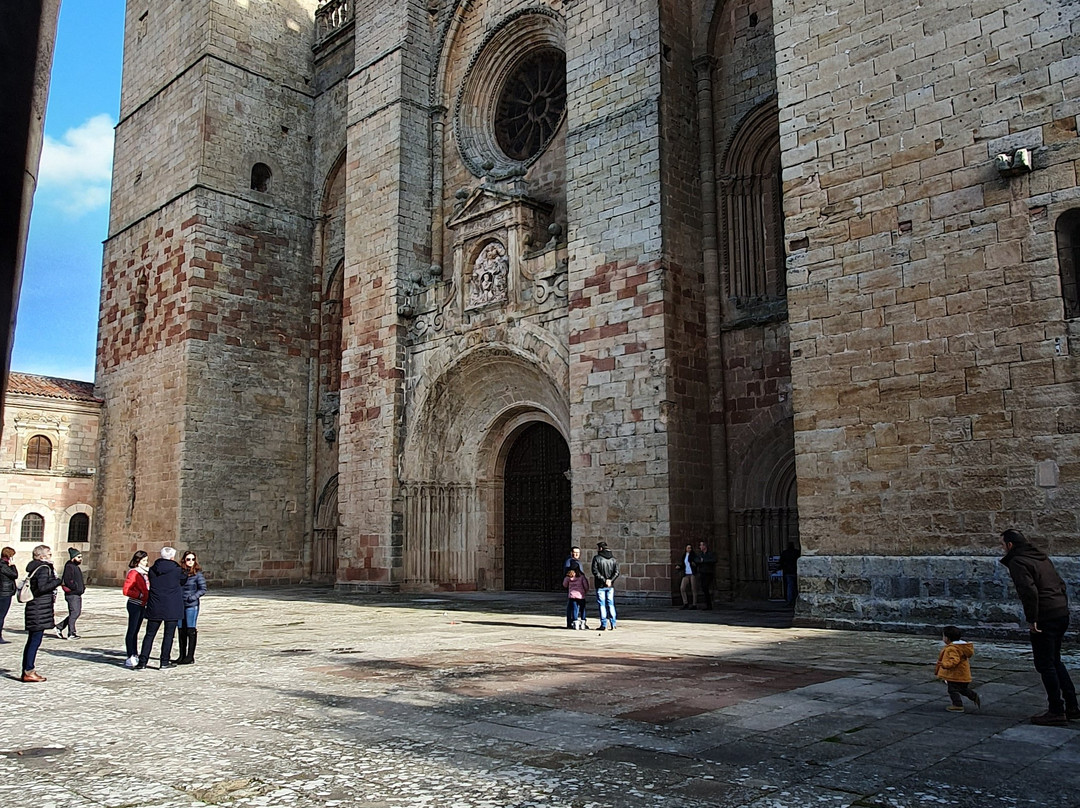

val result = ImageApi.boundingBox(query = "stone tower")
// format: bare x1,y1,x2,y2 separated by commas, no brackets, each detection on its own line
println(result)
96,0,320,582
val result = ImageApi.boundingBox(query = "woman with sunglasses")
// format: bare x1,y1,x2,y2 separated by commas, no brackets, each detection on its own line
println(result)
176,551,207,665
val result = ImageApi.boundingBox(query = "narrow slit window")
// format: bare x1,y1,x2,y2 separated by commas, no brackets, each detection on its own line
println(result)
251,162,273,192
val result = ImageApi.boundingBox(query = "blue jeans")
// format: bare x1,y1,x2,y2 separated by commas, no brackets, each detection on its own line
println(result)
183,605,199,629
566,599,584,626
784,574,798,605
125,601,145,658
22,630,44,672
596,587,616,628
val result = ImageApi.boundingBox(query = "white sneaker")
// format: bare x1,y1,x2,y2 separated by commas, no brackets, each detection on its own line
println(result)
124,655,138,668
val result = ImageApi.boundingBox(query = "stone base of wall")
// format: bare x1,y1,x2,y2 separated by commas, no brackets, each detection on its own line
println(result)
336,581,401,595
796,555,1080,637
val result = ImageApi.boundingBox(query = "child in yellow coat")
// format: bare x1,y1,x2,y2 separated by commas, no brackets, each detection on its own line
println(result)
936,625,981,712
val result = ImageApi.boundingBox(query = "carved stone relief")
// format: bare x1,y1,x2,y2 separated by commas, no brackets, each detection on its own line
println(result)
466,241,509,309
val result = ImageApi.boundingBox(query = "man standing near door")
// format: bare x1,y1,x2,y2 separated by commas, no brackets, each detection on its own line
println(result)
695,540,717,610
591,542,619,631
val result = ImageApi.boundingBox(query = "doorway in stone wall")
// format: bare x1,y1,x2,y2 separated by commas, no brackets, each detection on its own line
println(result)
503,422,571,591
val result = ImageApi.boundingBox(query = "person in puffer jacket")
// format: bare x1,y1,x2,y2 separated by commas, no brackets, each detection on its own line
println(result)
935,625,980,713
21,544,63,682
1000,529,1079,726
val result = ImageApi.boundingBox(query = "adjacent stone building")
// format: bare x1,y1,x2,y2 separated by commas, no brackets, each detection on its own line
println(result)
95,0,1079,630
1,373,99,571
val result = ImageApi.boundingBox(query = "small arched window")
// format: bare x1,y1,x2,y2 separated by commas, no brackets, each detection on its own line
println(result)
26,436,53,470
1057,208,1080,319
251,162,272,192
21,513,45,542
68,513,90,544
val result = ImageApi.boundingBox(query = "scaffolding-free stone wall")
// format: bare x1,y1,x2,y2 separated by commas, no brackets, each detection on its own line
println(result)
775,0,1080,624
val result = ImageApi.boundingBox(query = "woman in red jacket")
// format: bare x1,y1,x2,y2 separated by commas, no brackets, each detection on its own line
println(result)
122,550,150,668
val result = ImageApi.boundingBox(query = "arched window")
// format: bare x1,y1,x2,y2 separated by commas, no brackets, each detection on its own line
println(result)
26,436,52,470
68,513,90,544
251,162,272,192
1057,208,1080,319
21,513,45,542
719,102,785,309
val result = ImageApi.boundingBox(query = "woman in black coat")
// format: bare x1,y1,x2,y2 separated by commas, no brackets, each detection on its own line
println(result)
22,544,63,682
136,547,185,670
0,546,17,643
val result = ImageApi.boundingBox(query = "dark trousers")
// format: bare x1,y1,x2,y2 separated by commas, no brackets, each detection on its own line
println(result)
783,574,798,605
698,572,714,609
57,593,82,635
946,680,979,707
22,630,43,672
125,601,145,658
139,619,178,665
1031,615,1078,715
0,594,10,637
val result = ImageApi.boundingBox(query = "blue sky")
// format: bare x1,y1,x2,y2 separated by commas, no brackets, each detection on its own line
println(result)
13,1,126,382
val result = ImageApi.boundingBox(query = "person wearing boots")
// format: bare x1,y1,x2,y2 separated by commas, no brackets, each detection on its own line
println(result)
1000,529,1080,726
21,544,63,682
177,550,207,664
136,547,184,670
55,548,86,639
0,546,17,643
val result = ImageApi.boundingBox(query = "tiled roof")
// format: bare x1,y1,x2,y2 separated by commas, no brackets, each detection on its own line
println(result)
7,372,101,403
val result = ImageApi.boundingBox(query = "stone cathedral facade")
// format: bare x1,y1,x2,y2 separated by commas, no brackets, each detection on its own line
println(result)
95,0,1079,630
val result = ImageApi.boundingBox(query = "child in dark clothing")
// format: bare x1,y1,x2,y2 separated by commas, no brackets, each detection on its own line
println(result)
935,625,981,712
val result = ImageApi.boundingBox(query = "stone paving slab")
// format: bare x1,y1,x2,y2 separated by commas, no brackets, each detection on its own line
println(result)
0,588,1078,807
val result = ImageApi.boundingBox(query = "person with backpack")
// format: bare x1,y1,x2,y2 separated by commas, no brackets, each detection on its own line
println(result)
21,544,63,682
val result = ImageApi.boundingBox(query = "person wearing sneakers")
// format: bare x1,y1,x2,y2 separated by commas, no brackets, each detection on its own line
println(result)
21,544,63,682
562,565,589,629
935,625,980,713
54,548,86,639
1000,529,1079,726
591,541,619,631
122,550,150,668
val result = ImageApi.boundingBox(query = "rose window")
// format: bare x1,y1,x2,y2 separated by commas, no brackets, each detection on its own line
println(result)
494,49,567,162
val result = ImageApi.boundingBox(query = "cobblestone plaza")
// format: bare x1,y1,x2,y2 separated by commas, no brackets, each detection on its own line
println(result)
1,588,1078,807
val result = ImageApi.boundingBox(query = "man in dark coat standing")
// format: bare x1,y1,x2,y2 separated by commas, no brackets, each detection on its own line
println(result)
136,546,184,670
695,541,717,610
1000,529,1079,726
55,548,86,639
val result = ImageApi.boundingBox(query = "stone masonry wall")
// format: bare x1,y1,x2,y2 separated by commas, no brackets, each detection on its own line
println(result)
565,0,677,599
338,1,432,588
775,0,1080,627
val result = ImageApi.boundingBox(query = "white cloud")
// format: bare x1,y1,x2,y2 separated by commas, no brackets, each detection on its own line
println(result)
38,113,115,216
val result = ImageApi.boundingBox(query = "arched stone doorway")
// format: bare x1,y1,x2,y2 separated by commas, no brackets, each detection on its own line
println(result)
503,422,570,591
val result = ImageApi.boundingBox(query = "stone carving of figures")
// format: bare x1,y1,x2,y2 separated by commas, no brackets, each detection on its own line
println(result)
467,241,509,309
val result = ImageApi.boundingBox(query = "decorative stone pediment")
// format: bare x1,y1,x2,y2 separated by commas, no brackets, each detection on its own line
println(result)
446,185,553,241
445,183,556,318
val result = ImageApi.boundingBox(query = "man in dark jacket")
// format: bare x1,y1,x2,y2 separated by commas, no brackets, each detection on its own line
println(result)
1000,529,1079,726
55,548,86,639
591,542,619,631
695,541,717,610
136,546,185,670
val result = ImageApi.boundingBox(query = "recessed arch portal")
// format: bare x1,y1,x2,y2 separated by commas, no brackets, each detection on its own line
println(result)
502,421,570,591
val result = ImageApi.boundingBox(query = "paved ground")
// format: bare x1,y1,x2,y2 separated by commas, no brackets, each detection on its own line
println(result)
1,587,1078,808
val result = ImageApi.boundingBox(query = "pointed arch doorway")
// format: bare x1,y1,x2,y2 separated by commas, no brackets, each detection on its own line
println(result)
503,422,571,591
